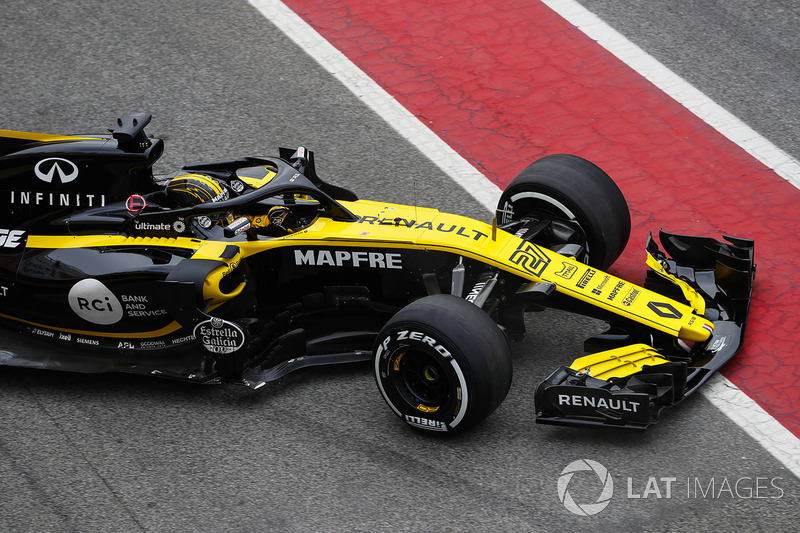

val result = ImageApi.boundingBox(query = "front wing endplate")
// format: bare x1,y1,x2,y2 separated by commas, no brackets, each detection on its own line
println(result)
534,231,755,429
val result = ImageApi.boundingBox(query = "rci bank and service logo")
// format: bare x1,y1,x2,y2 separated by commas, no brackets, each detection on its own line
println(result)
557,459,614,516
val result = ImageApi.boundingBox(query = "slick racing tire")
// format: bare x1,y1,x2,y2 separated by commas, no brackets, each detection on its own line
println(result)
497,154,631,270
373,295,513,435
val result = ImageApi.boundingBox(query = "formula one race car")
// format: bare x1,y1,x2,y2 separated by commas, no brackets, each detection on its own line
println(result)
0,114,754,432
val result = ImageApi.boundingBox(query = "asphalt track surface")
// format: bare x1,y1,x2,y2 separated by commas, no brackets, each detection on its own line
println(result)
1,1,798,531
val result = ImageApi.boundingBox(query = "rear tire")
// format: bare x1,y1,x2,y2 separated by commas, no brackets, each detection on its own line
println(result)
373,295,512,435
497,154,631,270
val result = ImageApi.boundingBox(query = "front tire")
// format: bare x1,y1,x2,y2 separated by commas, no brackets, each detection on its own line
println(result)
497,154,631,270
373,295,512,434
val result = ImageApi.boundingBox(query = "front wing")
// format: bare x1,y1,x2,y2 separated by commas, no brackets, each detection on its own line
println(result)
534,231,755,429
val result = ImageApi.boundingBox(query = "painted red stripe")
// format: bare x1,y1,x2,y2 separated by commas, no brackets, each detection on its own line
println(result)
283,0,800,435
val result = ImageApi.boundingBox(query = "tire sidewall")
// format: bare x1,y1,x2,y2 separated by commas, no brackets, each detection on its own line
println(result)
373,295,512,434
374,323,471,433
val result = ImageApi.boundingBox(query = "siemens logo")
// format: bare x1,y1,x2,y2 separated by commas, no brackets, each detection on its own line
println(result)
294,249,402,269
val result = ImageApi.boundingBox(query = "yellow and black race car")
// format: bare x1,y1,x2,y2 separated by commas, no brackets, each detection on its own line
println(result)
0,114,754,432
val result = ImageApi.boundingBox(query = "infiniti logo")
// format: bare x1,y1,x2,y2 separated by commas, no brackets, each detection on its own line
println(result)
34,158,79,184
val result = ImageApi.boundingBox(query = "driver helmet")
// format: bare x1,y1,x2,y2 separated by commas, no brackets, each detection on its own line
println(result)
166,174,229,207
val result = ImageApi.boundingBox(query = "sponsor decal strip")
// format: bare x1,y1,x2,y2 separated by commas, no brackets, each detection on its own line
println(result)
0,312,182,339
555,282,681,336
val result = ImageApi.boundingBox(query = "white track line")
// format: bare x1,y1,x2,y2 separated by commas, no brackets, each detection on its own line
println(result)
542,0,800,189
246,0,499,214
247,0,800,478
543,0,800,480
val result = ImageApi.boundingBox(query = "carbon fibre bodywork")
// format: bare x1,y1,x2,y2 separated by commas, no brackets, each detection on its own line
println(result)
0,115,755,429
